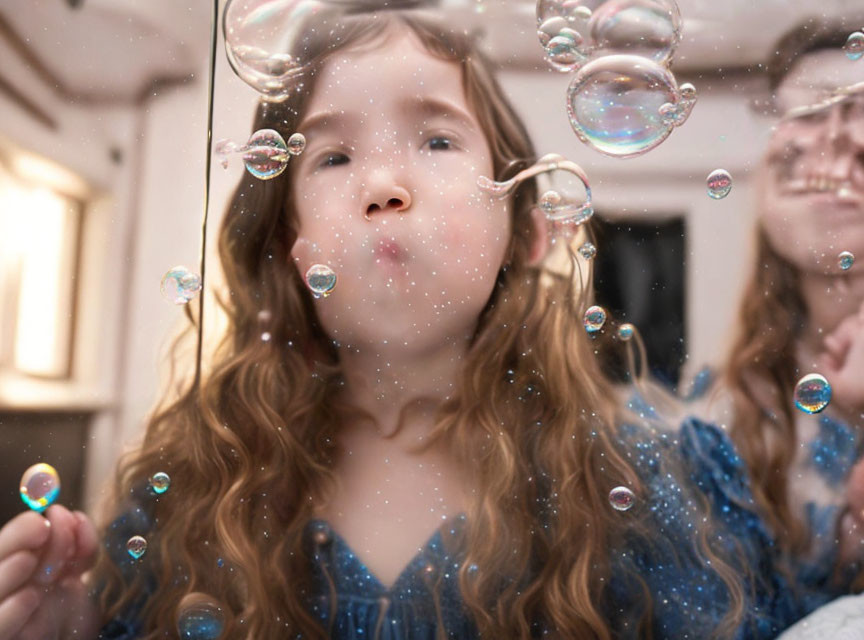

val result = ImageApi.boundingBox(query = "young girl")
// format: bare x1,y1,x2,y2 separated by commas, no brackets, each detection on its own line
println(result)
0,9,833,640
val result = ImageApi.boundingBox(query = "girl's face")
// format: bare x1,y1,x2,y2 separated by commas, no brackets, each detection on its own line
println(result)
761,49,864,274
289,29,512,351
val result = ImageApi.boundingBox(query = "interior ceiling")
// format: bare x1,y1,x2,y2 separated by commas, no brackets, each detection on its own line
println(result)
1,0,863,104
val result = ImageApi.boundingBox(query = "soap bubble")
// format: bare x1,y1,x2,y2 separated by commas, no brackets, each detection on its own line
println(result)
583,305,607,333
161,267,202,305
794,373,832,414
149,472,171,495
243,129,290,180
177,593,226,640
844,32,864,61
609,486,635,511
214,139,239,169
839,251,855,271
223,0,343,101
536,0,682,72
19,463,60,513
567,55,692,157
126,535,148,560
287,132,307,156
617,323,635,341
305,264,337,298
579,242,597,260
706,169,732,199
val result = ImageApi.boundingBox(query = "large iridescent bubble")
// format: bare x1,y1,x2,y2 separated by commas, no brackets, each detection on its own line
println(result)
567,54,695,157
536,0,681,72
223,0,343,101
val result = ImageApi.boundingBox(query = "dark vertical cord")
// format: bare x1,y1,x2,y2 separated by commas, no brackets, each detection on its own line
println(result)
193,0,220,389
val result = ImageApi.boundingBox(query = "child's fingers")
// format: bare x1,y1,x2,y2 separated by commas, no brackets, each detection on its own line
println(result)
0,512,51,563
34,506,76,586
0,586,40,640
0,551,38,603
64,511,99,576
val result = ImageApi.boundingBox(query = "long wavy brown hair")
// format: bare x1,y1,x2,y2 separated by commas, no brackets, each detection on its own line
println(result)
90,10,746,639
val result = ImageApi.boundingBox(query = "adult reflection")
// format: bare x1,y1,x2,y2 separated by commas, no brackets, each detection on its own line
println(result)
722,18,864,601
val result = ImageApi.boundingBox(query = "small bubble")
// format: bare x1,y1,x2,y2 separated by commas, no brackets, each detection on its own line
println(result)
794,373,832,414
839,251,855,271
305,264,337,298
19,463,60,513
583,305,607,333
176,593,226,640
706,169,732,199
844,32,864,60
261,331,272,342
617,323,635,341
578,242,597,260
287,132,306,156
609,486,635,511
149,472,171,495
126,535,148,560
161,266,202,305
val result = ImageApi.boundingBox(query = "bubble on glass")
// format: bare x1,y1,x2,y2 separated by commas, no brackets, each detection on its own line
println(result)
706,169,732,199
126,535,148,560
793,373,832,414
617,323,635,341
583,305,607,333
161,267,203,305
149,472,171,495
176,593,226,640
305,264,337,298
214,139,239,169
844,31,864,61
579,241,597,260
223,0,343,101
243,129,290,180
567,55,691,157
287,132,307,156
839,251,855,271
536,0,681,72
609,486,635,511
19,463,60,513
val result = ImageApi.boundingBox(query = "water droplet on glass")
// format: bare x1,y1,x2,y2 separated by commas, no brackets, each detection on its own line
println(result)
149,472,171,495
839,251,855,271
126,535,148,560
794,373,832,414
583,305,607,333
706,169,732,199
287,132,306,156
617,323,635,341
609,486,635,511
567,55,686,157
161,266,203,305
578,242,597,260
19,463,60,513
305,264,337,298
223,0,343,101
844,31,864,61
176,593,226,640
243,129,289,180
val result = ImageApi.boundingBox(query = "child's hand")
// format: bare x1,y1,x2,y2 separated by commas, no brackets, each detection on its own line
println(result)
0,505,100,640
818,303,864,416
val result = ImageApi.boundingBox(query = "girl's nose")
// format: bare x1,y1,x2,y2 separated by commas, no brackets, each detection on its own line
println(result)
363,184,412,220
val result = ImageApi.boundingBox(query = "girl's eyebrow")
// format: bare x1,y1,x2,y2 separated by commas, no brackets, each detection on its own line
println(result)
297,110,359,137
402,96,478,131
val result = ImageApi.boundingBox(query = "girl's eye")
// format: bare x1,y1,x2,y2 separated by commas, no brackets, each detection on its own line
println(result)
424,136,455,152
321,152,349,168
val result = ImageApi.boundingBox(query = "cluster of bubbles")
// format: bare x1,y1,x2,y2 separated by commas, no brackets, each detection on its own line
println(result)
177,593,226,640
161,266,203,305
608,485,635,511
793,373,832,414
258,309,273,342
305,264,338,298
583,305,607,332
839,251,855,271
478,154,594,226
845,31,864,61
537,1,695,157
215,130,306,180
19,463,61,513
706,169,733,200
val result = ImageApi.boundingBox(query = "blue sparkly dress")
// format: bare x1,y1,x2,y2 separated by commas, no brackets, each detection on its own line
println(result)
97,418,830,640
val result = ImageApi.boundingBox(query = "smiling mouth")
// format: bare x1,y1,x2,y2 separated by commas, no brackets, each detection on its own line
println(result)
783,176,862,203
